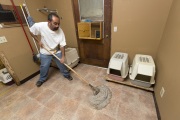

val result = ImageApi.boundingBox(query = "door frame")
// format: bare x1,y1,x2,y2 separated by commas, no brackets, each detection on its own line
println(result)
71,0,112,67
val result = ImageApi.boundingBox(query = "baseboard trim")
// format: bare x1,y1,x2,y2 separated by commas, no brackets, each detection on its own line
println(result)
153,93,161,120
20,71,40,85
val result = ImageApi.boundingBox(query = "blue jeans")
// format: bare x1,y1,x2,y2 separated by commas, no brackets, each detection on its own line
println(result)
39,53,70,82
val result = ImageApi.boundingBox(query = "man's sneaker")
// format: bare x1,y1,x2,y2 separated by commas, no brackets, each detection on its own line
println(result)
65,76,73,81
36,81,43,87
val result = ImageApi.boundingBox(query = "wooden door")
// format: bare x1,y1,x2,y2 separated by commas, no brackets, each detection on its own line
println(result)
72,0,112,67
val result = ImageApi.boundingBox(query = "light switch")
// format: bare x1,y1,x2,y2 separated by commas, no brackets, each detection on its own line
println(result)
114,26,117,32
0,36,7,44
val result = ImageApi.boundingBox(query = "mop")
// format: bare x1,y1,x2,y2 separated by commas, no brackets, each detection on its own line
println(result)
43,47,112,110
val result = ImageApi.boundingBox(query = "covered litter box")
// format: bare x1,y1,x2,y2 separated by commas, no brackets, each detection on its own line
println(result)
107,52,129,81
129,54,155,88
65,47,80,68
0,68,13,84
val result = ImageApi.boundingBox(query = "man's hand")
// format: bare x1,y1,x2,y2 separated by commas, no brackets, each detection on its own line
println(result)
60,56,65,63
60,46,65,63
38,41,44,48
29,31,43,47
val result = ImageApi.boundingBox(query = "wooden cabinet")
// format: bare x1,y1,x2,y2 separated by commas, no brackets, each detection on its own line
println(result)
77,22,103,40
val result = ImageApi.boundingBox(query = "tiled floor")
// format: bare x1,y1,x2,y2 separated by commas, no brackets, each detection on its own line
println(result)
0,63,158,120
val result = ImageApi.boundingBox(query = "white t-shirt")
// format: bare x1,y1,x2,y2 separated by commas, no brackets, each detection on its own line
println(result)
30,22,66,55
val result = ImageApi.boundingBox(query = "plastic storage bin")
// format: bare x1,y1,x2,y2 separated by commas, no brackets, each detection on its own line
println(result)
107,52,129,80
129,54,155,88
0,68,13,84
65,47,80,68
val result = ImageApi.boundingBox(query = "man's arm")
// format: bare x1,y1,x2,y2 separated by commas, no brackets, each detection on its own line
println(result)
60,46,65,63
29,31,43,48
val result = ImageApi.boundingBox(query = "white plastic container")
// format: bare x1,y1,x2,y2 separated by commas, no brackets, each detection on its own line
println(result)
129,54,155,88
0,68,13,84
65,47,80,68
107,52,129,79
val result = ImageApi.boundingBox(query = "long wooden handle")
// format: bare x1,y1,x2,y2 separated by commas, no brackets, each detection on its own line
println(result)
43,47,89,85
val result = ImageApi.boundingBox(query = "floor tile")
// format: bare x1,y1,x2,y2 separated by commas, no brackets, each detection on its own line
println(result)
56,97,80,120
73,104,95,120
45,93,64,112
35,88,56,105
15,99,41,119
93,112,116,120
30,106,54,120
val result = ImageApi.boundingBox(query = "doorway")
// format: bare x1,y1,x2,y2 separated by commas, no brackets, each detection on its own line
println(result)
72,0,112,67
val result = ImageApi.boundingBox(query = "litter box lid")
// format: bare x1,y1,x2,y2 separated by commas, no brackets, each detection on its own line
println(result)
138,64,154,76
109,60,122,70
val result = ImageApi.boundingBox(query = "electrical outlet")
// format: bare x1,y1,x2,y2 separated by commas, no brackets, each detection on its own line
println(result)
0,36,7,44
160,87,165,98
114,26,117,32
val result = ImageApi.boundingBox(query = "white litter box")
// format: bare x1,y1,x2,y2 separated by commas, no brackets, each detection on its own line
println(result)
129,54,155,88
107,52,129,79
0,68,13,84
65,47,80,68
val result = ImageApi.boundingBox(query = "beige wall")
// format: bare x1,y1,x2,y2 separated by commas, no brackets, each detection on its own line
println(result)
0,0,46,81
24,0,47,22
155,0,180,119
45,0,78,48
112,0,173,62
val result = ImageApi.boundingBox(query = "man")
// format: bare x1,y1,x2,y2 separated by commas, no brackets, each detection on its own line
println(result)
30,13,73,87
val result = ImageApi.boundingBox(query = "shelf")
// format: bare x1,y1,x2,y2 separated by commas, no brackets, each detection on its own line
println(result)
77,22,103,40
79,37,102,40
106,75,154,92
37,8,58,14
